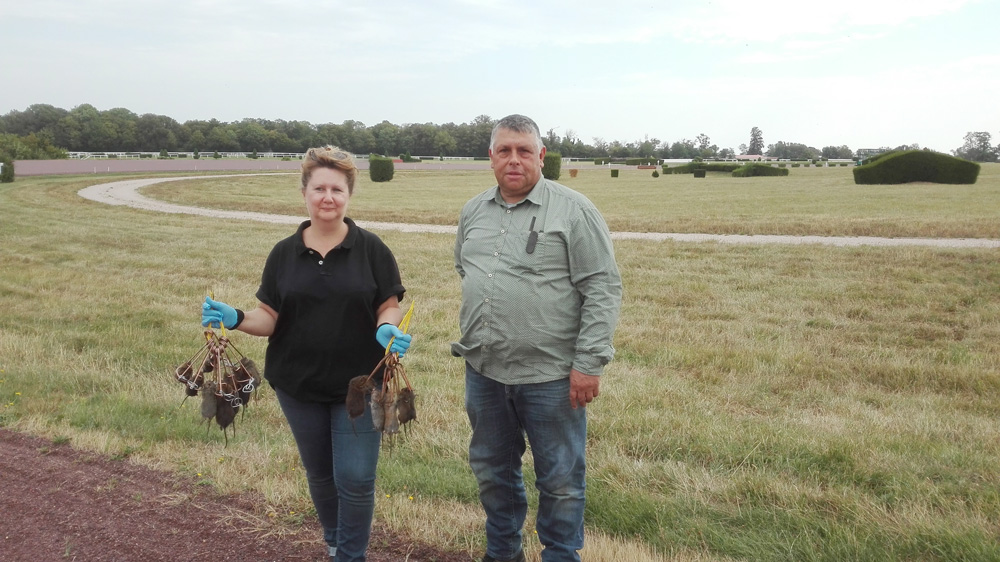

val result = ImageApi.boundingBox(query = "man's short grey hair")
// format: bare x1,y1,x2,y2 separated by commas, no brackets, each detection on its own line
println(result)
490,114,544,152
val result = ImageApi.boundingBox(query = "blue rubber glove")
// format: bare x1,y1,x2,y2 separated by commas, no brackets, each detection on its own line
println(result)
202,296,241,329
376,323,412,357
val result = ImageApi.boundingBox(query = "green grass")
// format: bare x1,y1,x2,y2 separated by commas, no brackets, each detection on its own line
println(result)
2,166,999,561
146,164,1000,238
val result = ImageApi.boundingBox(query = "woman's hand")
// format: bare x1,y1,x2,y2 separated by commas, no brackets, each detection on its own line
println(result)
376,323,412,357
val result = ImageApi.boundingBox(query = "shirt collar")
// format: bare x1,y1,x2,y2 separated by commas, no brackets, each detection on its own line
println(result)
293,217,359,255
485,177,547,208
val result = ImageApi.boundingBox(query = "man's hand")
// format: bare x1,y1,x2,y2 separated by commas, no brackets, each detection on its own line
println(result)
569,369,600,409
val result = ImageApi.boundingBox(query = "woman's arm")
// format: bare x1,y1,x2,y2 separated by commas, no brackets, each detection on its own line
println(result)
375,296,403,327
236,302,278,337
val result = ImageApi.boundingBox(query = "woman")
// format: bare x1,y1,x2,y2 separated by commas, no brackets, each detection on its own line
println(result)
202,146,411,562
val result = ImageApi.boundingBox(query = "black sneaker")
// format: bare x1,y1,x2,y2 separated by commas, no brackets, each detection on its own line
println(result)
481,551,526,562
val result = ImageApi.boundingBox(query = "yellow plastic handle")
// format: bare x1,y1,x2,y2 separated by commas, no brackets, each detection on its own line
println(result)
385,300,415,355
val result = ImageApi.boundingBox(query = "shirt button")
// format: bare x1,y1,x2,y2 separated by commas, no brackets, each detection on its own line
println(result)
500,229,506,234
488,273,493,278
493,252,499,256
318,260,324,265
506,209,512,214
484,298,490,303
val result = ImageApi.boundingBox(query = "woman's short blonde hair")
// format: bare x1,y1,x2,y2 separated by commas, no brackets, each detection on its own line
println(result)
301,146,358,193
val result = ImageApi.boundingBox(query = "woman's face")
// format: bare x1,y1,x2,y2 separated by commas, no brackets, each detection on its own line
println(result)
303,166,351,224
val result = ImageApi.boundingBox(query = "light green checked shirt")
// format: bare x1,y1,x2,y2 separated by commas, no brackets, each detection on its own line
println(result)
451,177,623,384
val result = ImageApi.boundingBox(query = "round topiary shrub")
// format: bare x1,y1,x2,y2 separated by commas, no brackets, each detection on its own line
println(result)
853,150,980,185
652,170,660,178
369,155,395,182
0,155,14,183
543,151,561,180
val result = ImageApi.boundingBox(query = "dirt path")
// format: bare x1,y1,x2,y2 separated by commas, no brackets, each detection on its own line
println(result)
78,176,1000,248
0,428,468,562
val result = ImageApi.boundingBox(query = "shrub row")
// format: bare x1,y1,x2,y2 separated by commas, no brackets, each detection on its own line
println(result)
665,162,742,174
732,163,790,177
853,150,980,185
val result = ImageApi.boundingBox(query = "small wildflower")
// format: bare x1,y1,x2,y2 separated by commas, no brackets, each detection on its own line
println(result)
14,392,20,396
408,495,414,500
385,494,391,498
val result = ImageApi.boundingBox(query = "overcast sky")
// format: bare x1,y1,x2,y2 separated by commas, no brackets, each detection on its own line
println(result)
2,0,997,153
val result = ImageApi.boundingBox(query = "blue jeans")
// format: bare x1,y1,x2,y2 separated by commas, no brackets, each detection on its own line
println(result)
275,387,381,562
465,364,587,562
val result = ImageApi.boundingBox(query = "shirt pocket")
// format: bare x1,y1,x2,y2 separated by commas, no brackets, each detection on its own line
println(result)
512,231,565,275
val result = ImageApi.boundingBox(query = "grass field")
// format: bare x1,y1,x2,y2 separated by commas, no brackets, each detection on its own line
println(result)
2,164,999,561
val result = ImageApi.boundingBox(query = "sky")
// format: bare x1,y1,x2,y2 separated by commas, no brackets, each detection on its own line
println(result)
2,0,998,154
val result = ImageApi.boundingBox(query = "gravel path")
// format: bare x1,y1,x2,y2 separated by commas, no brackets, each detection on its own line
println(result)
79,175,1000,248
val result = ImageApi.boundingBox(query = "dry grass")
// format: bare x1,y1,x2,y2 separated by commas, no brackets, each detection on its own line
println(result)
2,166,999,561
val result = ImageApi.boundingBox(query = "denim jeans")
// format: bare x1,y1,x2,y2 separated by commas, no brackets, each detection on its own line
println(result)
465,363,587,562
275,387,381,562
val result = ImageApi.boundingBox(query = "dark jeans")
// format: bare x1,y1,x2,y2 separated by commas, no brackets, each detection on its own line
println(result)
465,363,587,562
275,387,381,562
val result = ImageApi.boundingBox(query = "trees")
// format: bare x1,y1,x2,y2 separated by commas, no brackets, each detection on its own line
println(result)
14,102,997,162
0,132,67,159
953,132,997,162
767,141,820,160
821,145,854,159
748,127,764,155
433,129,457,157
669,139,698,159
371,120,402,156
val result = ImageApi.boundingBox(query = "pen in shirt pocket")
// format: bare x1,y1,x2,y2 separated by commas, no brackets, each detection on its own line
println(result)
526,216,538,254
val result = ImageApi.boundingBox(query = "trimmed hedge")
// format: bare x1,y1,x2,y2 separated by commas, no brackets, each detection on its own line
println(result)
732,163,790,177
693,169,706,178
594,157,610,165
0,155,13,183
853,150,980,185
543,151,561,180
369,155,395,182
670,162,742,174
611,169,619,178
859,151,897,166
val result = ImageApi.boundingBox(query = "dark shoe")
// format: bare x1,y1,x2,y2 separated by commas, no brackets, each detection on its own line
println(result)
481,551,526,562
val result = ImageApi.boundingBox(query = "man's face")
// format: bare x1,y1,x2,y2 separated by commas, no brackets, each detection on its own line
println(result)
489,128,546,203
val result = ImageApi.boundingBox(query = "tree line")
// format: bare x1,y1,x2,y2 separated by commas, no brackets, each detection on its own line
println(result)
1,103,997,163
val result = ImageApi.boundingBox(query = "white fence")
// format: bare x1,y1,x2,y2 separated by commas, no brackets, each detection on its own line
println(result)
68,151,310,160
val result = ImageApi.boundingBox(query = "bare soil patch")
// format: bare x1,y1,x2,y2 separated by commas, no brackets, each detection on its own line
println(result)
0,428,469,562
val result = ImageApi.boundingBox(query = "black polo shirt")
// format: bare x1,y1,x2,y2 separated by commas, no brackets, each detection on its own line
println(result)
256,218,405,403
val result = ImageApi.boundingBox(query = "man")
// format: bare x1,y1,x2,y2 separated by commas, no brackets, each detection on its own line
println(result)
452,114,623,562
